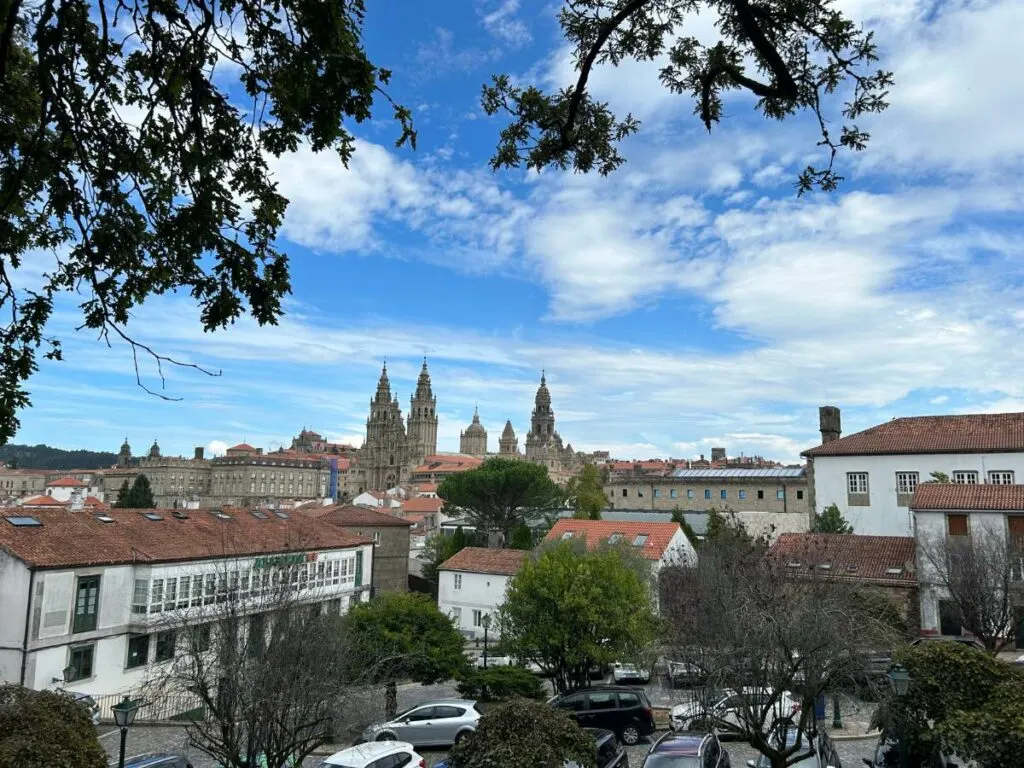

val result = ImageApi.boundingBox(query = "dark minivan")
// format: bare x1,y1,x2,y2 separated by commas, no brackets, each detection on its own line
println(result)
551,685,657,746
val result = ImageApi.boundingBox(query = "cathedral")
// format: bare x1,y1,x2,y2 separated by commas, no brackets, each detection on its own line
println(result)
356,363,581,489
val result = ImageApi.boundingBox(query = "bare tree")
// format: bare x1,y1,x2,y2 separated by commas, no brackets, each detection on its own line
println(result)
661,535,900,768
917,524,1021,653
142,555,387,768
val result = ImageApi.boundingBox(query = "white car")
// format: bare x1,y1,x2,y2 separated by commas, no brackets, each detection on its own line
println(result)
318,740,425,768
474,654,515,669
670,688,800,733
611,662,650,684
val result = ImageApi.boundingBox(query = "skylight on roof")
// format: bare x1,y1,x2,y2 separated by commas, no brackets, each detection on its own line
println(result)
787,561,801,568
632,534,648,547
818,563,832,570
608,533,624,544
251,510,269,520
273,511,289,519
143,512,164,521
171,510,189,519
846,564,858,572
561,531,573,540
95,515,115,523
5,516,41,527
886,567,903,575
211,510,232,520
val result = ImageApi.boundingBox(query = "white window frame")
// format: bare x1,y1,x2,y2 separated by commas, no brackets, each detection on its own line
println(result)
896,471,919,495
989,470,1015,485
453,573,462,590
953,470,979,485
472,609,484,627
450,607,462,625
847,472,869,494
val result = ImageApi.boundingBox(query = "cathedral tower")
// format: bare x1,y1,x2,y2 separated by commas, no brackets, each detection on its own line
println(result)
499,420,518,456
459,408,488,457
363,363,408,489
525,371,559,467
407,358,438,463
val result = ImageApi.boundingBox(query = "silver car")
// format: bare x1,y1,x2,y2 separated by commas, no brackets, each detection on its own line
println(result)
360,699,480,747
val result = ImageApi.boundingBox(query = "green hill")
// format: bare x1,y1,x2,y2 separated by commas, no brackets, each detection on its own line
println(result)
0,444,117,470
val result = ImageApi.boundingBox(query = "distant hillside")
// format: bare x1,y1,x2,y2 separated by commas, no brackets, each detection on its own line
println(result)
0,444,117,470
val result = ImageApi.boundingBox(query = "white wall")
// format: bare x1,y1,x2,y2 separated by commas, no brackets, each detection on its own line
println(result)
0,553,31,684
812,452,1024,535
437,570,512,639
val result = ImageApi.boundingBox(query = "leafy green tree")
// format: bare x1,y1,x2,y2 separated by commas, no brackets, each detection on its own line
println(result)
509,522,535,550
929,471,951,483
566,463,606,520
811,503,853,534
346,592,469,718
0,0,414,445
421,527,470,585
115,473,156,508
671,507,700,549
114,480,132,508
483,0,892,193
455,666,545,702
499,541,658,693
448,698,595,768
0,444,116,470
438,458,565,544
0,685,106,768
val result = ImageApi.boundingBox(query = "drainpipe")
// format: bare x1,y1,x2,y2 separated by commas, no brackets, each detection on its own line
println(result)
783,484,788,514
19,567,36,687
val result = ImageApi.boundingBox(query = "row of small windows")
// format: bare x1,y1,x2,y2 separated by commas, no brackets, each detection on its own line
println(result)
848,469,1016,496
617,487,799,501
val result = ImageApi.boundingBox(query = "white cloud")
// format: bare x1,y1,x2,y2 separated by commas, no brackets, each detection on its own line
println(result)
206,440,228,457
479,0,532,46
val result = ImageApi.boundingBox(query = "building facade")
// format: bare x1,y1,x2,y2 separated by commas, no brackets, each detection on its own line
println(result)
0,507,372,710
803,407,1024,536
437,547,528,640
522,373,581,482
459,409,488,457
498,421,518,457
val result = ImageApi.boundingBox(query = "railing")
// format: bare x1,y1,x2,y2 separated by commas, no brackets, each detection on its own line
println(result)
92,689,207,723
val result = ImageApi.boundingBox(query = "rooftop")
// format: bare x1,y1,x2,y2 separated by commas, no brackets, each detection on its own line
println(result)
47,477,89,487
439,546,528,576
671,467,805,479
0,507,370,569
769,533,916,585
402,497,444,514
303,504,414,527
544,519,683,561
803,412,1024,457
911,482,1024,511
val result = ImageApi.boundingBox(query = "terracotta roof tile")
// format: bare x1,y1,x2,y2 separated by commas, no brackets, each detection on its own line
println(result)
439,546,528,576
21,495,64,507
47,477,88,488
0,507,369,569
544,519,681,561
803,413,1024,457
769,533,916,585
402,497,443,514
910,482,1024,511
302,504,414,527
227,443,257,452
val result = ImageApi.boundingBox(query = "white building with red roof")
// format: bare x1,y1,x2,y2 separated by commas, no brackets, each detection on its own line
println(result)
437,547,529,640
803,406,1024,536
44,476,103,504
544,519,696,576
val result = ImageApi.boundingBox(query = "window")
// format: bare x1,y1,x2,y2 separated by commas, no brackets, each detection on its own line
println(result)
847,473,868,494
939,600,962,636
586,692,618,711
126,634,149,668
150,579,164,613
67,644,94,681
472,609,484,627
777,489,785,500
154,631,176,662
618,692,641,708
454,573,463,590
405,707,437,722
947,514,969,536
637,488,644,498
896,472,919,495
757,490,764,499
131,579,149,614
557,693,587,712
738,490,747,500
177,576,190,608
373,530,381,544
720,490,727,500
433,705,464,719
953,470,979,484
653,488,660,498
165,578,177,607
190,624,211,653
704,489,711,500
1009,516,1024,548
73,576,100,633
989,470,1016,485
687,489,694,499
621,488,627,497
796,490,804,500
204,574,216,605
248,615,265,657
632,534,648,547
450,607,462,625
670,489,678,499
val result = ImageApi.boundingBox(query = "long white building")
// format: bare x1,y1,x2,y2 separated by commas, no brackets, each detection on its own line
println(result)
803,407,1024,536
0,506,373,713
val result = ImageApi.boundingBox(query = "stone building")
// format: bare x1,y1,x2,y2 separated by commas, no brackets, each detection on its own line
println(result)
498,421,518,457
459,408,488,457
522,372,580,482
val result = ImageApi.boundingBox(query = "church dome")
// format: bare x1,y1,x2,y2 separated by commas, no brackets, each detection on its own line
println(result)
119,437,132,455
149,439,161,458
465,408,486,436
534,371,551,408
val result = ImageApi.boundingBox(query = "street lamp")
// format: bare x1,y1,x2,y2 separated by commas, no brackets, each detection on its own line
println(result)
886,665,912,768
51,664,73,686
481,614,492,669
111,696,141,768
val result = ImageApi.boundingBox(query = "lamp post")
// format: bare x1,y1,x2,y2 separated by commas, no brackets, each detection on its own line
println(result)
887,664,911,768
111,696,141,768
51,664,73,686
481,613,492,669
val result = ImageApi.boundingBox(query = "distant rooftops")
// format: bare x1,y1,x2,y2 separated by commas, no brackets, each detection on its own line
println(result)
671,467,805,479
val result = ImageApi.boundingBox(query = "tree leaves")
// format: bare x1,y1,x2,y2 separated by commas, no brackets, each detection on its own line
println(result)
0,685,107,768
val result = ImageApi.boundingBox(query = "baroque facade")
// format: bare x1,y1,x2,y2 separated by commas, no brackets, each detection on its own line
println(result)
459,408,487,457
522,372,580,480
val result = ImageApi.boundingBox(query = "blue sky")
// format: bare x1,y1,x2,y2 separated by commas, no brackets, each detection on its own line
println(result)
19,0,1024,463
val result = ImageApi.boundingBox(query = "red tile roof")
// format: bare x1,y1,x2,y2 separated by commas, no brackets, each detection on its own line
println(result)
21,495,64,507
439,546,528,576
803,412,1024,457
47,477,88,488
0,507,370,569
227,443,257,452
769,533,916,586
544,519,682,561
415,483,438,493
402,497,443,514
910,483,1024,511
302,504,414,527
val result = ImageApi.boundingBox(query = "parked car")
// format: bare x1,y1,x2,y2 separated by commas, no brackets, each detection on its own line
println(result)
909,636,985,652
666,660,708,688
68,690,100,725
550,685,656,746
359,699,480,747
474,654,515,669
612,662,651,684
319,741,426,768
670,689,800,735
119,755,195,768
861,737,960,767
641,731,731,768
745,725,841,768
433,726,628,768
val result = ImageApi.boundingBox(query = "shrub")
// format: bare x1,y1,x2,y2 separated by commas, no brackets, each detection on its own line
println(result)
456,665,545,701
0,685,106,768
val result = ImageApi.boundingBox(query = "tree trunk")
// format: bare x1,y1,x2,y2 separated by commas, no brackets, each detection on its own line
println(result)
385,679,398,719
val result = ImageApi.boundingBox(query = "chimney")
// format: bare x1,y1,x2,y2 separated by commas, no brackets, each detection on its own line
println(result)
194,446,204,460
819,406,842,443
70,489,84,511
